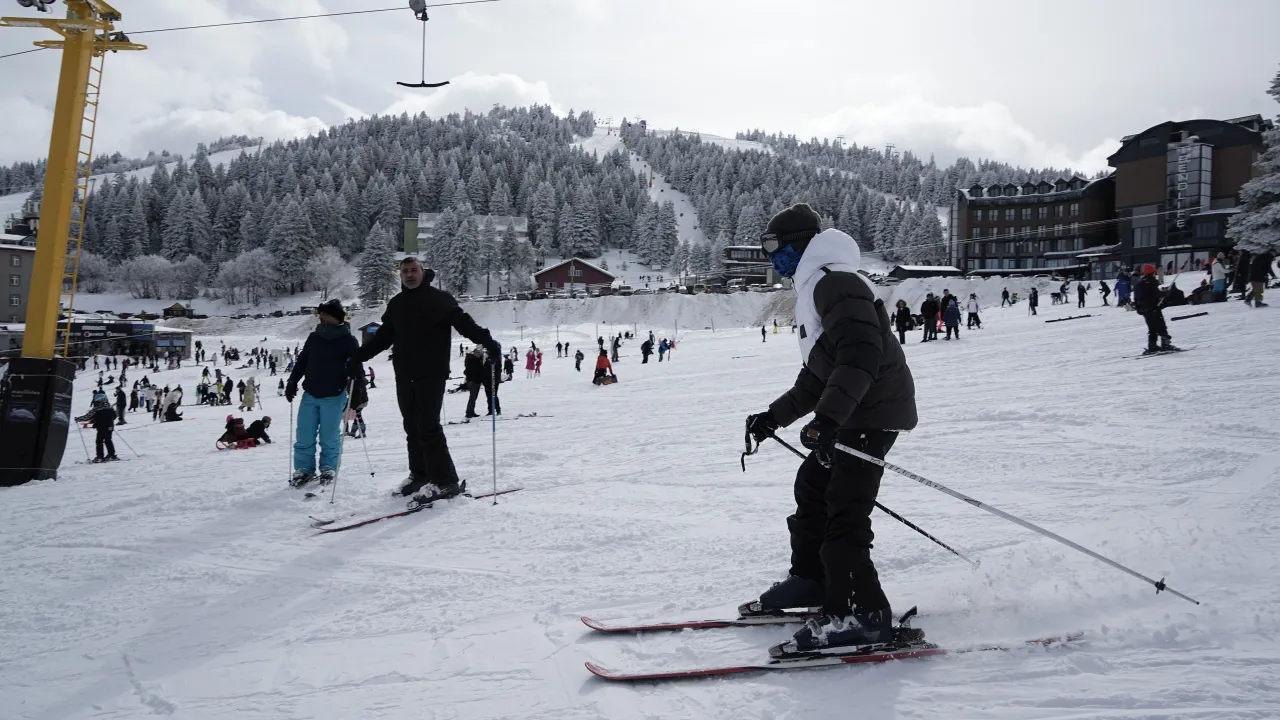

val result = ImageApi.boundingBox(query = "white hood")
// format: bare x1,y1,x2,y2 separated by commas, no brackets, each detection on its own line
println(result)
792,229,877,365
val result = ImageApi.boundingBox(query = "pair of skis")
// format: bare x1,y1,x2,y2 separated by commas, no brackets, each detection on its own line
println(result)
308,486,522,533
582,606,1083,681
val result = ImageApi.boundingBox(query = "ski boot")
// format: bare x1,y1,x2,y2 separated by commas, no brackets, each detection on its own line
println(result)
395,473,428,498
407,480,465,509
1160,337,1180,353
316,469,336,486
290,470,315,488
738,575,824,618
769,607,923,658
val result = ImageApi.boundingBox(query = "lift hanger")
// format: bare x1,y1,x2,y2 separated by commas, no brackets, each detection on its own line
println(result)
398,0,449,88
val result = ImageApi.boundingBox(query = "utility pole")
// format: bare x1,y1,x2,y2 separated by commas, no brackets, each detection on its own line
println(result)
0,0,144,487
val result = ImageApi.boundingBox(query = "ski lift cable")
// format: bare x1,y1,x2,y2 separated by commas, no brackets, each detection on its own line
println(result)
0,0,502,59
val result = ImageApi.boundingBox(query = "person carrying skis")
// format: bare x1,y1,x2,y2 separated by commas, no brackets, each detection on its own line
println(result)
246,416,272,445
892,299,912,345
743,203,918,657
353,257,500,503
919,293,939,342
1134,263,1178,354
90,395,119,462
286,299,368,487
592,348,616,385
965,293,982,329
574,348,585,372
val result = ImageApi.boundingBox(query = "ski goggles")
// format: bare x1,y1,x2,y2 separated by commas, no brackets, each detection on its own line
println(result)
759,232,784,255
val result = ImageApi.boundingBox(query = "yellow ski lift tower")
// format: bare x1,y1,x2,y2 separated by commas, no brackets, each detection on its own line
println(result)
0,0,144,487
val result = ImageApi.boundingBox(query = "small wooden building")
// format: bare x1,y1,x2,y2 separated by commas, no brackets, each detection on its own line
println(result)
359,322,381,345
533,258,616,291
161,302,190,319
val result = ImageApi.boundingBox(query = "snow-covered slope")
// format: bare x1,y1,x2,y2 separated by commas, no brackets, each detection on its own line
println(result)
2,290,1278,718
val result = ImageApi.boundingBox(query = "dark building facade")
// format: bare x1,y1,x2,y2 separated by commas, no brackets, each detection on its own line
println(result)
1107,115,1272,277
953,175,1115,278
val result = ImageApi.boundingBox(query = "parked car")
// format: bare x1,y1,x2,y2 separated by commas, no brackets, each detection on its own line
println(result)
458,295,473,302
633,288,655,295
515,292,532,301
617,284,634,296
531,290,548,300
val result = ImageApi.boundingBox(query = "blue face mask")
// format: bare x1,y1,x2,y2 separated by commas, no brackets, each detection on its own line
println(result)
769,244,804,278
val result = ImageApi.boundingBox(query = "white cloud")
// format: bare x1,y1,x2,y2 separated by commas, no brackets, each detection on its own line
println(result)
802,95,1121,173
130,107,327,155
380,71,562,118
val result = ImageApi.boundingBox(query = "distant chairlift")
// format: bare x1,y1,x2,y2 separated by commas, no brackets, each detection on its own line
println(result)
398,0,450,89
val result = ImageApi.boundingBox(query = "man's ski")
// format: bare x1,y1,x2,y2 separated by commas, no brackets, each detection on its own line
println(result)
1128,346,1195,360
585,631,1083,682
446,413,551,426
581,602,1021,633
310,487,522,533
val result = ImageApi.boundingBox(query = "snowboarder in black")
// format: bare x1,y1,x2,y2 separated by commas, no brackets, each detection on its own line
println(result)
744,205,918,657
1134,263,1177,354
919,293,939,342
90,397,119,462
355,257,501,503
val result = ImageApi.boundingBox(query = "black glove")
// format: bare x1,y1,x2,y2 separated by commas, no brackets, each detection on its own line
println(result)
485,341,503,364
746,411,778,443
285,380,297,403
800,414,839,466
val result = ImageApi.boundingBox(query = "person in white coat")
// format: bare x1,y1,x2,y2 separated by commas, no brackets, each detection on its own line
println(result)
1210,252,1229,297
965,293,983,329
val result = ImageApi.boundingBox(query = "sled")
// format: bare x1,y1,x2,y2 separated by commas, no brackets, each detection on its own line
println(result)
216,438,257,451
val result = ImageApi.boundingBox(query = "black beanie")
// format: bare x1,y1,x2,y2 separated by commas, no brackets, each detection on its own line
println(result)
317,299,345,323
765,203,822,243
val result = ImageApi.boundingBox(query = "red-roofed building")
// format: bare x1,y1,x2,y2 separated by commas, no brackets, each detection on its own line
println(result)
533,258,616,291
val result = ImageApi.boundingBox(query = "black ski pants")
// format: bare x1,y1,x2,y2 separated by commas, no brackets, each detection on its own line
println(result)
789,429,897,616
966,312,981,329
465,381,481,416
482,375,501,415
1141,309,1169,347
1001,297,1011,307
896,328,906,345
95,428,115,459
395,377,459,485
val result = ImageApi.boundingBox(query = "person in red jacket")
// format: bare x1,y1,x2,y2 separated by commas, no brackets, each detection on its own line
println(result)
592,349,616,385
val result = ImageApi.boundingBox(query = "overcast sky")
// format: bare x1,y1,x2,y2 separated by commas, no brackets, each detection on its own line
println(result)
1,0,1277,172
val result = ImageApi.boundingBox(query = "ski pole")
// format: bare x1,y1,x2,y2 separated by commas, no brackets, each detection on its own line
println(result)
114,430,140,458
74,417,92,462
833,441,1201,605
288,397,294,487
768,434,977,568
331,383,356,505
489,361,498,505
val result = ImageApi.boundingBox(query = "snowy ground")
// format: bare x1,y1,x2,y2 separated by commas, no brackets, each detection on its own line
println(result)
3,292,1280,718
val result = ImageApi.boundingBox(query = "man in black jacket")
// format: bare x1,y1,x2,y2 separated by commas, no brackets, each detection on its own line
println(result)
742,204,918,657
1246,250,1275,307
463,347,485,418
355,257,501,502
91,398,119,462
919,293,939,342
1134,263,1177,353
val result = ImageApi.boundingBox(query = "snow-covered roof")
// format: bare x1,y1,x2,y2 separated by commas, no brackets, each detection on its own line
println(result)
532,257,616,279
1192,207,1241,217
894,265,962,272
0,232,35,247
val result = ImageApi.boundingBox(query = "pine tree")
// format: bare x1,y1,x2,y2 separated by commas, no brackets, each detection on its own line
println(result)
556,201,575,257
490,179,514,217
670,239,689,276
499,221,520,288
467,165,490,215
160,188,191,260
121,192,147,261
572,185,601,257
656,201,679,266
1227,67,1280,253
187,188,215,262
478,215,499,294
357,222,397,306
269,198,313,293
102,216,123,264
530,181,557,247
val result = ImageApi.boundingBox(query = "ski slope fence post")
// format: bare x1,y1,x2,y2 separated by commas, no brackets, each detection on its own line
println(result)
833,441,1202,605
490,361,499,505
767,435,977,567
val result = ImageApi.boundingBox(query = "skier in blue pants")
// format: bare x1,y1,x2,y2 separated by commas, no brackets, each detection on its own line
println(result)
285,299,368,487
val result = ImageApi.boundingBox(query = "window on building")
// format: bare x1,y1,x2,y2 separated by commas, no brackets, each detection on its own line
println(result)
1021,207,1031,220
1194,221,1220,238
1004,258,1016,269
1004,208,1015,221
9,294,21,307
972,209,983,222
9,255,20,267
1037,225,1047,237
545,281,554,288
1070,203,1080,216
1038,207,1048,219
1054,223,1063,237
1134,227,1157,248
9,313,18,323
966,259,977,270
1054,205,1064,218
8,274,18,287
1070,222,1079,236
971,228,981,239
1074,237,1084,250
